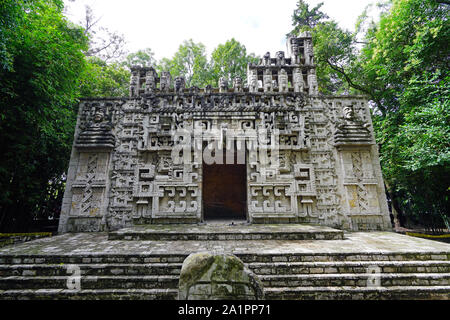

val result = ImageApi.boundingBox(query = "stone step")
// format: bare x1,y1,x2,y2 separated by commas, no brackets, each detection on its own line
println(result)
2,260,448,278
0,275,179,290
1,251,448,265
0,263,182,277
0,288,178,300
260,273,450,287
2,286,447,300
0,254,188,265
108,224,344,241
264,286,450,300
248,260,450,275
237,252,450,263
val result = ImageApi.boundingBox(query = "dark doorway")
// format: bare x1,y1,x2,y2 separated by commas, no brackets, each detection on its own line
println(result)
202,143,247,221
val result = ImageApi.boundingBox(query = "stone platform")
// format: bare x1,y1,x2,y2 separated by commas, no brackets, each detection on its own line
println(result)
108,223,344,241
0,231,449,300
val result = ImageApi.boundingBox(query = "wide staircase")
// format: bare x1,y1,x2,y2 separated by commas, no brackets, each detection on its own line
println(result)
0,251,449,299
0,253,184,299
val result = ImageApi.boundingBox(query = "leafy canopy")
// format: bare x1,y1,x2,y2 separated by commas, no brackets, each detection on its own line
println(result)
0,0,88,231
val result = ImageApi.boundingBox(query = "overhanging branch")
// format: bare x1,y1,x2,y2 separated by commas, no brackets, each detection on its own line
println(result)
325,59,386,116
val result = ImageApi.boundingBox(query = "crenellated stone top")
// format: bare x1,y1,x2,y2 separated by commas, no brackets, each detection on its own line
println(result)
129,34,319,98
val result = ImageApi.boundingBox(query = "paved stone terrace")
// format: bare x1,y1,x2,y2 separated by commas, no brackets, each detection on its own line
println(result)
108,223,344,241
0,230,449,257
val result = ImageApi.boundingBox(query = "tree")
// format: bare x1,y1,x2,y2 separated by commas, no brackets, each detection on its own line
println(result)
0,0,28,71
156,39,210,87
288,0,329,35
210,38,259,86
310,21,361,94
123,48,156,68
80,56,129,97
0,0,88,231
288,0,357,94
358,0,450,231
78,4,126,62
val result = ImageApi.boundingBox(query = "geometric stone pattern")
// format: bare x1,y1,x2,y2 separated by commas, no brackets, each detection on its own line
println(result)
178,252,264,300
58,32,392,233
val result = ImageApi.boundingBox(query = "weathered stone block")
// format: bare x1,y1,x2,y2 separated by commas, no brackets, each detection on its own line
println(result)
178,252,264,300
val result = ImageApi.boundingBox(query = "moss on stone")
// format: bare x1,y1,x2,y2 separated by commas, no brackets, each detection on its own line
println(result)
179,252,215,290
210,254,245,282
178,252,264,300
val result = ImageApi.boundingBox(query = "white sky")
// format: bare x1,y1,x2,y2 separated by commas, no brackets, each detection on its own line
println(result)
64,0,378,61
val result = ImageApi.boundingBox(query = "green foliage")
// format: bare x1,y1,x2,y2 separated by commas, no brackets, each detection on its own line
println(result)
80,57,129,97
311,21,360,94
154,38,258,88
288,0,329,35
123,48,156,68
210,38,259,86
0,0,26,71
0,0,88,231
156,39,210,87
361,0,449,229
289,1,361,95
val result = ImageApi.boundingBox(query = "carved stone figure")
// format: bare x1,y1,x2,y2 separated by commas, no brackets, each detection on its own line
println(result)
233,77,243,92
219,77,228,93
293,68,304,93
144,69,157,94
305,38,314,65
290,38,300,64
343,105,356,120
308,69,318,95
276,51,285,66
272,80,278,90
335,104,372,146
76,106,115,149
263,69,272,92
263,52,271,66
160,71,171,92
278,69,288,93
174,76,185,93
130,68,140,97
178,253,264,300
248,69,258,92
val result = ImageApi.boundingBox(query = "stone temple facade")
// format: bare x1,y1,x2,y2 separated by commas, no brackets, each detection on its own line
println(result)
58,33,391,233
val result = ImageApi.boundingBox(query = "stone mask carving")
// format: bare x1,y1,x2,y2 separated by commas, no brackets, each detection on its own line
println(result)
94,109,105,123
343,105,355,120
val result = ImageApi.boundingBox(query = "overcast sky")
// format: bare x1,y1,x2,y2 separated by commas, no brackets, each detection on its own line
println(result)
64,0,378,61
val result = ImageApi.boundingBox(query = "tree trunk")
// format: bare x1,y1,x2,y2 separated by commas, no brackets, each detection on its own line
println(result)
384,181,406,229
